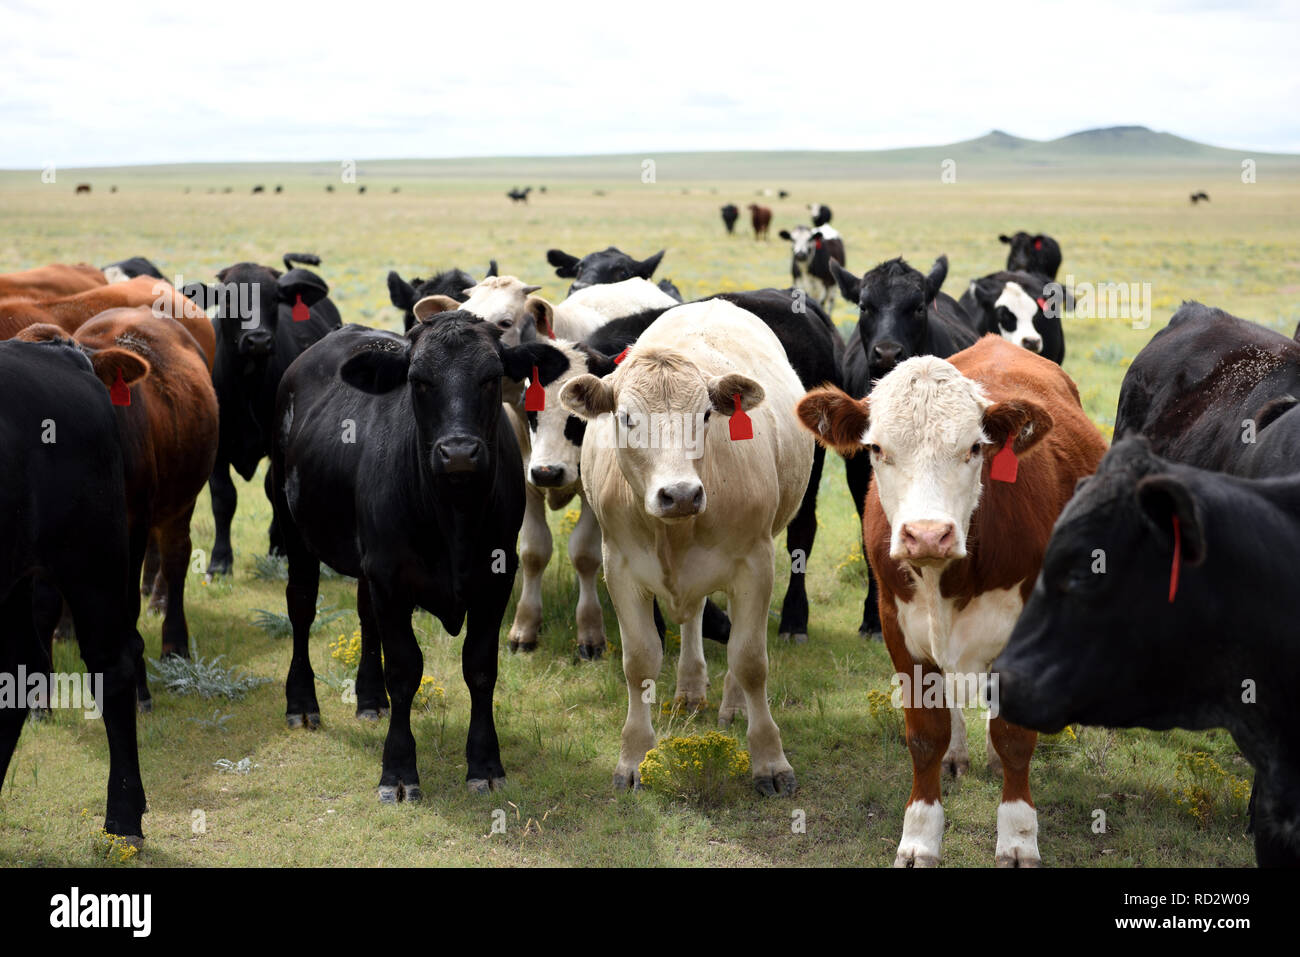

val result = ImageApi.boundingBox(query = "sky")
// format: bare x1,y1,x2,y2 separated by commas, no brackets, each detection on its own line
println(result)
2,0,1297,168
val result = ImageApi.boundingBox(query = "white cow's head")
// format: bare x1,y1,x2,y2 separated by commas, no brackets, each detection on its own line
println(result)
561,347,763,522
795,356,1054,566
778,224,834,263
415,275,555,347
992,281,1044,353
525,341,617,492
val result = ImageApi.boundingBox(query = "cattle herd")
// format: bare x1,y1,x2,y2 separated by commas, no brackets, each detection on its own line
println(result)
0,209,1296,868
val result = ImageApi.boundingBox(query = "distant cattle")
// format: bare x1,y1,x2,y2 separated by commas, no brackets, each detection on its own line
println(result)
181,256,341,577
507,187,532,203
808,203,832,227
110,186,118,194
778,224,846,312
562,299,813,795
252,185,265,194
102,256,165,283
999,231,1062,280
0,262,105,299
271,313,566,802
1190,191,1210,204
747,204,772,240
720,204,740,234
546,245,667,296
778,189,789,199
275,185,283,194
0,338,146,845
387,260,499,331
958,270,1065,363
326,185,335,193
994,437,1300,866
358,186,367,194
799,336,1106,866
75,184,91,194
832,255,978,636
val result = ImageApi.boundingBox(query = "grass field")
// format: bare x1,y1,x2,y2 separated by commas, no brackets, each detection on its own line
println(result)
2,163,1296,867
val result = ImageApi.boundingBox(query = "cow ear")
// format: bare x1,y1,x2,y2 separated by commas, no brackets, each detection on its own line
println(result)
412,295,461,323
829,260,861,304
1251,395,1299,432
501,341,570,384
636,250,665,279
560,373,615,419
13,322,72,344
578,345,618,378
524,296,555,339
181,281,215,310
706,373,764,415
998,234,1012,244
778,229,793,241
90,346,151,391
924,255,949,301
340,344,410,394
485,259,499,278
387,271,417,311
547,249,580,278
1136,475,1207,566
981,399,1054,456
278,268,329,308
796,385,869,455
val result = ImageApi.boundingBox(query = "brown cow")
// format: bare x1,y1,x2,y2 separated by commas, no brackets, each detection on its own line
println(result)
747,203,772,240
797,336,1105,866
0,263,105,300
18,310,219,709
0,276,215,371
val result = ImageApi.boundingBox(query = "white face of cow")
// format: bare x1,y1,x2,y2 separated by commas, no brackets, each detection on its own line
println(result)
864,356,992,565
459,276,552,346
993,282,1043,354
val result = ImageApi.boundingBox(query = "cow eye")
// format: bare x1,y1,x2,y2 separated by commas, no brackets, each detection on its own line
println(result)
970,442,982,457
703,409,711,423
869,443,882,457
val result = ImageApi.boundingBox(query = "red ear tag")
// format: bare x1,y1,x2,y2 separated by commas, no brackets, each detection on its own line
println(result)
546,325,556,340
614,347,629,365
110,368,131,407
1035,297,1046,311
1033,239,1043,251
1168,514,1181,603
524,365,545,411
292,294,310,322
989,435,1018,483
814,237,823,250
729,393,752,441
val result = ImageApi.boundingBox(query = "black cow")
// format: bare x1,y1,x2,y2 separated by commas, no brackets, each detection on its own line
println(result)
832,255,979,636
1191,191,1210,204
252,185,265,194
998,231,1062,280
388,260,499,332
720,204,740,234
958,270,1065,364
0,339,146,845
102,256,166,281
546,246,665,296
271,315,567,800
993,437,1300,866
808,203,832,227
507,187,532,203
778,224,846,313
182,256,341,577
1115,303,1300,475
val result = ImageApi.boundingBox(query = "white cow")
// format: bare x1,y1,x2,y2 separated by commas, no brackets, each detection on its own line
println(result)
561,299,813,794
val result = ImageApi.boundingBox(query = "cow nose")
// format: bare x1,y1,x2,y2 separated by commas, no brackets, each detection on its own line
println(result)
900,520,957,560
871,343,903,370
436,437,484,474
241,330,273,355
1022,337,1042,353
530,465,565,487
655,481,705,518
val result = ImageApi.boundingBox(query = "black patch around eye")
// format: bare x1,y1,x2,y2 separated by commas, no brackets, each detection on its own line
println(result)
564,415,587,444
526,411,538,431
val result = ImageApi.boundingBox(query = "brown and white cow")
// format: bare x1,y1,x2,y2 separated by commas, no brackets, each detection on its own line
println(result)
797,335,1105,865
562,299,813,794
0,262,106,300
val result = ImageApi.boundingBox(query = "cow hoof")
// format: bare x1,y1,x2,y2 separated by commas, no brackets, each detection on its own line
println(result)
356,708,387,721
754,769,797,798
673,694,707,713
893,851,940,868
137,698,153,715
287,712,321,730
778,631,808,644
612,768,641,791
943,755,969,778
858,629,882,641
378,785,399,804
400,783,422,803
507,639,537,654
577,643,605,662
996,851,1042,868
467,778,490,795
112,834,146,850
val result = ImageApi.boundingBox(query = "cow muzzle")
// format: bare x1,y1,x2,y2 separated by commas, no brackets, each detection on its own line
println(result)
896,519,958,564
650,481,705,520
435,436,486,475
238,330,274,357
529,464,568,488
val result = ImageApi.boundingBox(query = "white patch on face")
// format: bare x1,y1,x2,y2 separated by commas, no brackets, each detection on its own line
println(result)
787,224,839,260
896,800,944,867
460,276,538,344
864,356,989,562
993,282,1042,352
995,799,1040,866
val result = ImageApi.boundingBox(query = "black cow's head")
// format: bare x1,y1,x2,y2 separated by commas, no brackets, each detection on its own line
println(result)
546,246,665,296
993,438,1211,733
832,256,948,381
387,261,498,332
185,263,328,362
999,231,1061,278
339,311,567,482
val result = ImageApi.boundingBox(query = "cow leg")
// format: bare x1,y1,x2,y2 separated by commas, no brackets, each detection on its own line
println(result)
141,532,164,611
463,570,513,793
507,483,550,653
370,582,421,803
989,716,1040,867
157,511,196,658
673,598,708,710
1,584,35,766
125,520,152,712
604,555,661,790
985,711,1003,777
727,549,794,797
778,442,824,643
843,453,881,637
283,549,322,729
206,462,237,577
29,577,63,718
570,496,607,660
353,572,389,719
264,469,284,557
943,704,970,777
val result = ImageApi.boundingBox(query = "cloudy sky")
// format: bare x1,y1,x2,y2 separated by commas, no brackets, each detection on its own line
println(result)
3,0,1297,168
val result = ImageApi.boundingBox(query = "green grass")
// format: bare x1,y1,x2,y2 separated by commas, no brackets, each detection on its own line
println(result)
2,168,1293,867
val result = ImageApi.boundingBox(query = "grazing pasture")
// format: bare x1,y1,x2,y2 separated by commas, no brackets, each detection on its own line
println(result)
0,165,1297,866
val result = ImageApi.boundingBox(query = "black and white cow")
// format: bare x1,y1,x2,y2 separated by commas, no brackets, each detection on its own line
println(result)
807,203,832,227
271,315,567,800
102,256,165,283
720,204,740,234
993,437,1300,867
958,270,1065,363
0,338,146,846
387,260,499,332
998,231,1062,280
181,258,342,578
546,246,666,297
778,225,846,313
832,255,979,636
